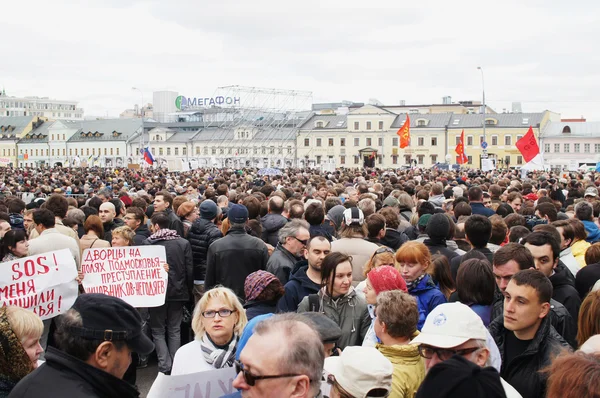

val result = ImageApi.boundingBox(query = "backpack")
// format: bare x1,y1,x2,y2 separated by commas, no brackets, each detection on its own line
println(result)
308,294,320,312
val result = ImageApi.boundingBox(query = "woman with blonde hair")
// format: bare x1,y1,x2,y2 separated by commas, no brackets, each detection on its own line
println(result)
356,246,396,299
396,241,446,330
0,306,44,396
111,225,135,247
171,286,247,375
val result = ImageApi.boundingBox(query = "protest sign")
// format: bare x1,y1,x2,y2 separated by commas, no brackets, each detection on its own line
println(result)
0,249,78,320
81,246,168,307
147,367,237,398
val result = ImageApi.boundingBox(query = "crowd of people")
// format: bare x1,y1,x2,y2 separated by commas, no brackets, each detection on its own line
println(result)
1,165,600,397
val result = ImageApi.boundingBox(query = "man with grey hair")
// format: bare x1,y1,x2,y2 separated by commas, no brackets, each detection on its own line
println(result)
358,198,376,217
267,219,310,285
429,182,445,208
231,313,324,398
575,200,600,243
206,204,269,299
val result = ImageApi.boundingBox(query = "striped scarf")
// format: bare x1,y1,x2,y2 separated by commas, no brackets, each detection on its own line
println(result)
200,334,238,369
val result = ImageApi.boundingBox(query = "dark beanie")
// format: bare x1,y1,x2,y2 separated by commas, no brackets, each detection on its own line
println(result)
426,213,450,241
416,355,506,398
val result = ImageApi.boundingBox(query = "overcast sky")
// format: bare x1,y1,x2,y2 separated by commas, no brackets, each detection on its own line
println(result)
2,0,600,120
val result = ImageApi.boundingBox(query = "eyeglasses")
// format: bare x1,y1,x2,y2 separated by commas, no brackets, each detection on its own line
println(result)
292,236,308,246
418,345,480,361
201,309,236,318
234,360,304,386
375,246,395,255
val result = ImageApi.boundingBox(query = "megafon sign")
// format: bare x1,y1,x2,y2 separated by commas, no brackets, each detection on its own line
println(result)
175,95,241,110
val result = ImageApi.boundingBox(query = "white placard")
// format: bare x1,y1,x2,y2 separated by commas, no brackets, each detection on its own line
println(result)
148,368,237,398
81,246,168,307
0,249,78,320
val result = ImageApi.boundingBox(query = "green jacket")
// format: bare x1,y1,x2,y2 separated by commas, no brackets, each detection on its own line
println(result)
376,334,426,398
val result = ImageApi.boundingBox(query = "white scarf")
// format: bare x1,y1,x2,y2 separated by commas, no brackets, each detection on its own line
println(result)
200,333,238,369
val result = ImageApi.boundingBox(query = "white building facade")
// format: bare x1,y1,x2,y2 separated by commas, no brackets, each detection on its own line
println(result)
0,91,83,120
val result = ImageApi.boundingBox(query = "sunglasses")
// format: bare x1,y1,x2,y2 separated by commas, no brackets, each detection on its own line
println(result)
375,246,395,255
234,360,304,386
418,345,480,361
292,236,308,246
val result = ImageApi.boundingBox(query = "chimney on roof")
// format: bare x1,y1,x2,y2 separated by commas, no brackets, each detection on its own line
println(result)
399,100,406,106
442,96,452,104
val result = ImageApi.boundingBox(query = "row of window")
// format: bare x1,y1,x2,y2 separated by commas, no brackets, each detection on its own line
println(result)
11,147,122,157
308,154,525,166
0,102,77,111
187,146,294,156
305,136,442,147
341,120,431,131
544,143,600,153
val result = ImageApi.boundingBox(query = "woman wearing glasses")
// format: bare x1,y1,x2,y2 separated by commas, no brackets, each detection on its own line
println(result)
297,252,371,349
171,286,247,375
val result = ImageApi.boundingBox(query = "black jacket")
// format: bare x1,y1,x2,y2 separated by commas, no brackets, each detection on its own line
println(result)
575,262,600,300
133,224,151,246
205,226,269,300
187,218,223,281
261,213,288,247
277,260,321,312
380,229,408,251
8,346,139,398
143,231,193,302
243,300,277,321
165,208,185,238
450,247,494,282
492,288,577,348
470,202,496,217
266,244,301,285
488,315,571,398
550,262,581,323
103,217,125,243
423,238,459,262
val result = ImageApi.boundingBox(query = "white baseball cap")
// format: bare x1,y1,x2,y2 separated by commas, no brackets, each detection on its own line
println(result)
410,302,487,348
343,207,364,226
585,186,598,197
324,346,392,398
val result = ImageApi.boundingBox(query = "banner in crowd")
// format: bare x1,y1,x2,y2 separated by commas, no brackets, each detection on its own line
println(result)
81,246,168,307
0,249,78,320
147,367,237,398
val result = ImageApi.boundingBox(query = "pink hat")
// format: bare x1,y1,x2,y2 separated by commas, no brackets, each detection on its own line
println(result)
367,266,407,295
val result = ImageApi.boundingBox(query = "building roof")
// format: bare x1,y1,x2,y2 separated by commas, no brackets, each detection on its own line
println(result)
446,113,545,129
543,121,600,137
67,119,143,142
298,114,347,130
0,116,37,137
390,113,453,129
193,127,297,142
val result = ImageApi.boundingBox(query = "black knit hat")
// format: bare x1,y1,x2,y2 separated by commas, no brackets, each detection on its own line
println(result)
426,213,450,241
415,355,506,398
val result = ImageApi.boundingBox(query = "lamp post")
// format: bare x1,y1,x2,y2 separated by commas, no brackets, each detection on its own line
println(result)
477,67,487,167
132,87,144,164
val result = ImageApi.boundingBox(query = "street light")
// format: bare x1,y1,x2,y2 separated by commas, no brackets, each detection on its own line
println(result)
132,87,145,163
477,66,487,166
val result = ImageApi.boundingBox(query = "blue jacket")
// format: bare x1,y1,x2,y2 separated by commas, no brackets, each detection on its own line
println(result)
582,220,600,243
409,274,447,330
470,202,495,217
277,260,321,312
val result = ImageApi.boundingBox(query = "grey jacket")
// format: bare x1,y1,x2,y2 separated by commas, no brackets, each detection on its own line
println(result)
297,288,370,349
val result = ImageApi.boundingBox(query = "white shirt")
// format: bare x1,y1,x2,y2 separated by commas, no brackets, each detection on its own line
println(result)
171,340,215,375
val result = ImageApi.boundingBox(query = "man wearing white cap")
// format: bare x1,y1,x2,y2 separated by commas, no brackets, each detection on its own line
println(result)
410,302,522,398
324,346,393,398
584,186,598,203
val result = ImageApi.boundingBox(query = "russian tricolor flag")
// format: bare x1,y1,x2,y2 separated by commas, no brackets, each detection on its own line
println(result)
143,147,155,165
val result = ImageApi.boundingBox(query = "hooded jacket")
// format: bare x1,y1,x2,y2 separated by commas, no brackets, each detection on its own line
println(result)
143,230,193,302
277,260,321,313
132,224,151,246
309,224,334,242
8,213,24,230
488,315,571,398
187,218,223,281
380,229,409,251
550,262,581,322
571,240,590,268
559,247,580,277
266,244,301,285
297,287,370,350
260,213,288,247
582,220,600,243
205,226,269,300
409,274,447,330
376,336,426,398
492,289,577,349
8,347,140,398
243,300,277,322
428,194,445,208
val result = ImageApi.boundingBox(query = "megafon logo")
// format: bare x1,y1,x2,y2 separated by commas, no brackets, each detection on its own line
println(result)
175,96,186,110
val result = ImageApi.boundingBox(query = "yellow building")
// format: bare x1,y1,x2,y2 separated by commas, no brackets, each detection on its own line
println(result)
0,116,47,166
447,111,559,168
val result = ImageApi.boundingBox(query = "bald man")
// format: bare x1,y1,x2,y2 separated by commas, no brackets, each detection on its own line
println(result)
99,202,124,244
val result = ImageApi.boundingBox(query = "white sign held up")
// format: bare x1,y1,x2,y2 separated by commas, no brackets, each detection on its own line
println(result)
81,246,168,307
147,368,237,398
0,249,78,320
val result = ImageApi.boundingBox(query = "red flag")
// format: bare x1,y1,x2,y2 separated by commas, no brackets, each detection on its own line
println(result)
455,130,468,164
515,126,540,163
396,115,410,148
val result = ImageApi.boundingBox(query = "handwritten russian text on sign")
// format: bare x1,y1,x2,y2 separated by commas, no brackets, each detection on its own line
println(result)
147,367,236,398
81,246,168,307
0,249,78,320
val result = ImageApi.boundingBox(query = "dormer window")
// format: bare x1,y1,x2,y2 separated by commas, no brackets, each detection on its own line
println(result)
315,120,326,129
485,118,497,126
562,126,571,134
416,119,427,127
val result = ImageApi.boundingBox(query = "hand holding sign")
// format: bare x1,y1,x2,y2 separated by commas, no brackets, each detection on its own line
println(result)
81,246,168,308
0,249,78,320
